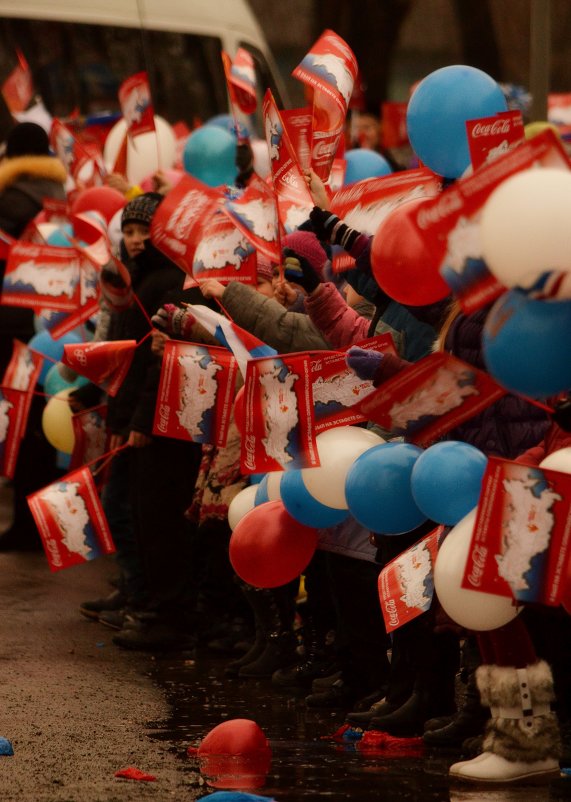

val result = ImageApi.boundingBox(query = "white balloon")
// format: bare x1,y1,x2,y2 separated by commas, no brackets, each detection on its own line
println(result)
539,447,571,473
103,116,177,185
301,426,384,510
434,509,521,631
481,167,571,289
266,471,283,502
228,485,259,531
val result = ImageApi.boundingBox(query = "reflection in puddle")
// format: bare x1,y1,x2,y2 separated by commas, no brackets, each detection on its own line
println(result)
149,655,571,802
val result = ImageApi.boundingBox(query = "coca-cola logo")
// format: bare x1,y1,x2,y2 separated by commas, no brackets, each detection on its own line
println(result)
312,140,337,160
417,192,463,229
73,348,87,366
244,434,257,471
471,120,511,138
385,598,399,628
466,544,488,587
311,360,322,373
155,404,170,433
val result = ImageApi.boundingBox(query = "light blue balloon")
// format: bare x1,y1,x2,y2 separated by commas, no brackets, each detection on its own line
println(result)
183,125,237,187
483,288,571,398
56,450,71,470
206,113,251,140
249,473,265,485
281,470,349,528
254,475,270,506
27,330,83,385
44,363,90,397
407,65,507,178
345,442,427,534
343,149,392,185
411,441,487,526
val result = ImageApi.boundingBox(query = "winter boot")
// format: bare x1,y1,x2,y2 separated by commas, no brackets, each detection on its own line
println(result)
272,617,337,688
238,585,298,678
424,665,489,747
449,661,561,783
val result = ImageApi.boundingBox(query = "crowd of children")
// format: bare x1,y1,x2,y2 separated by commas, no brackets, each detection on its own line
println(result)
0,108,570,790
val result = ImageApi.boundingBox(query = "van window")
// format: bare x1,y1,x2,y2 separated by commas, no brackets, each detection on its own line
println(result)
0,18,227,124
239,41,285,136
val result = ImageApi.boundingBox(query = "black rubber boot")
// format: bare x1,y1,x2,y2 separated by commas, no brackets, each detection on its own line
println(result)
423,665,489,746
238,584,298,678
272,617,337,688
224,626,265,677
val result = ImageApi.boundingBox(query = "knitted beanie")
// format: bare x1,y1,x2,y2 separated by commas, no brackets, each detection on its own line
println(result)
121,192,163,230
256,252,276,282
281,230,328,278
5,122,50,158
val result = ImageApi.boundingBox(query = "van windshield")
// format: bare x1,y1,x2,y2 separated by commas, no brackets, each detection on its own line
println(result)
0,18,227,124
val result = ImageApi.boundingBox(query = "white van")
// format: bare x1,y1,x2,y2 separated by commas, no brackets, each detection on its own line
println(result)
0,0,287,133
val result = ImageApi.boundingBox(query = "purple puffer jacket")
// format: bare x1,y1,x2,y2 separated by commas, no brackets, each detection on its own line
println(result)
445,307,549,458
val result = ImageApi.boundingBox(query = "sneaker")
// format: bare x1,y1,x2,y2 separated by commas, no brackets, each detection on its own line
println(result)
79,589,126,620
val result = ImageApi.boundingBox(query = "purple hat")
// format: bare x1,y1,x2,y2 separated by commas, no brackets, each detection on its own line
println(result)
281,230,328,279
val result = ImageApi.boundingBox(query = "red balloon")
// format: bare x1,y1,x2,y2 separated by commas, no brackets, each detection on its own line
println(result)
233,386,245,436
71,186,126,222
229,500,318,588
189,719,271,790
370,197,449,305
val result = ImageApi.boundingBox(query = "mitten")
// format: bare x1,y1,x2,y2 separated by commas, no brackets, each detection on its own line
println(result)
282,249,321,294
346,346,384,381
309,206,362,252
152,304,196,339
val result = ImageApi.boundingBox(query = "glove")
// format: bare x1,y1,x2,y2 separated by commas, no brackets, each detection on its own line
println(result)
151,304,196,339
346,346,384,381
309,206,361,251
282,249,321,294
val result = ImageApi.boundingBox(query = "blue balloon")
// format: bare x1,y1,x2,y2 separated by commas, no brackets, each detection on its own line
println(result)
343,149,392,185
411,441,487,526
407,65,507,178
254,475,270,506
27,330,83,385
249,473,265,485
281,470,349,528
46,224,74,248
44,363,90,397
483,288,571,398
345,442,427,534
206,113,251,140
183,125,237,187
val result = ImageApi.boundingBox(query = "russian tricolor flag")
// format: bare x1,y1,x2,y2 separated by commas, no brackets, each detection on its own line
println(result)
190,305,277,376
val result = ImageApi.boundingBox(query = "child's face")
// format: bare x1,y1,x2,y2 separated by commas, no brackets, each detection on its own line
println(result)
122,222,150,259
256,276,275,298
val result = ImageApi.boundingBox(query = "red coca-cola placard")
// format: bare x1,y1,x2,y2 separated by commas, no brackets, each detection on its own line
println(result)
70,405,108,471
462,457,571,607
242,353,318,474
153,341,238,448
2,340,43,436
354,352,506,448
222,173,281,263
151,175,222,276
0,387,28,480
281,107,313,172
382,101,409,149
28,467,115,572
62,340,137,397
466,110,524,172
193,210,256,285
379,528,442,633
118,71,155,137
2,242,82,311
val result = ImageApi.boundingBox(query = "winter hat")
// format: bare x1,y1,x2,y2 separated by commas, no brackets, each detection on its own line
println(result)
5,122,50,158
256,252,276,282
121,192,163,230
281,230,329,279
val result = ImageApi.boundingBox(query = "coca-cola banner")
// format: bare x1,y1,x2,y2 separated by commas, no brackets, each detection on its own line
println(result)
151,175,222,276
28,466,115,572
466,110,524,172
311,334,396,432
0,387,28,479
118,72,155,138
1,49,34,113
292,30,358,181
242,353,318,474
193,209,256,285
354,352,506,448
70,405,108,471
2,340,43,436
50,119,105,188
263,90,314,233
62,340,137,397
382,101,409,149
379,528,442,633
222,173,281,263
407,128,569,313
221,49,257,124
462,457,571,607
280,107,313,172
2,242,82,311
153,341,238,448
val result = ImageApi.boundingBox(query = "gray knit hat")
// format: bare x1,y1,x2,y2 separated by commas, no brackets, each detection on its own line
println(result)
121,192,163,230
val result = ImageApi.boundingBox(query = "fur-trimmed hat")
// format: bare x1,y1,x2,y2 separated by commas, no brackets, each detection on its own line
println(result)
5,122,50,158
281,230,329,279
121,192,163,230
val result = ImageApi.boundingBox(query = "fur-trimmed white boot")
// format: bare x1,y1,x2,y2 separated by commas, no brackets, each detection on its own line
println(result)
450,661,561,783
